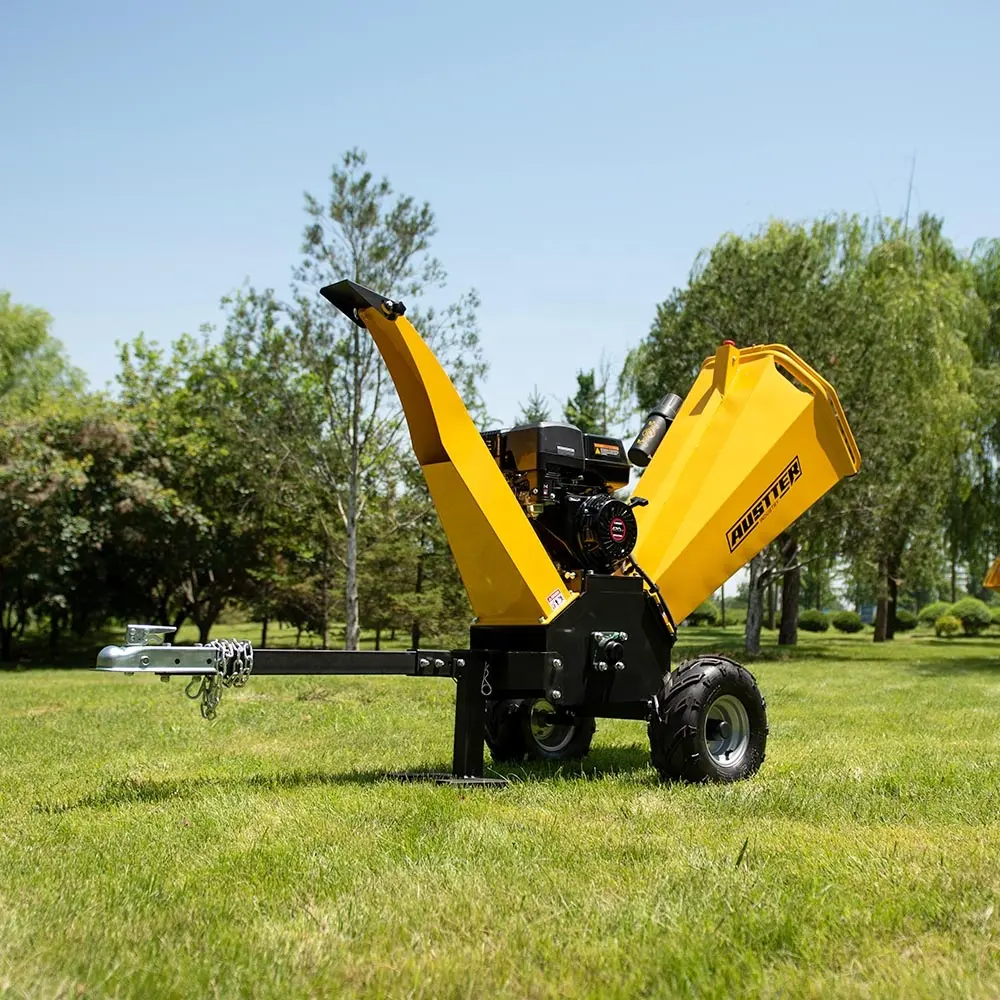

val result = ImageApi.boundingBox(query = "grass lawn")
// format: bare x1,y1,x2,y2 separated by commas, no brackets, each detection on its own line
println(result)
2,627,1000,998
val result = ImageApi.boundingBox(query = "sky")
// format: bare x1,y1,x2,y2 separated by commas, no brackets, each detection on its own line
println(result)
2,0,999,431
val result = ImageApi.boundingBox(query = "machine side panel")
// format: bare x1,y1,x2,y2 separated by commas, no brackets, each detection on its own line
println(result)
357,303,572,626
631,344,860,623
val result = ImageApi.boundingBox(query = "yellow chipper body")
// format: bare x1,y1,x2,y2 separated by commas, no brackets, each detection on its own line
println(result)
95,280,860,786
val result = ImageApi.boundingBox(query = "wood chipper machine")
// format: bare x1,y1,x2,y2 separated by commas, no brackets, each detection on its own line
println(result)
95,280,861,786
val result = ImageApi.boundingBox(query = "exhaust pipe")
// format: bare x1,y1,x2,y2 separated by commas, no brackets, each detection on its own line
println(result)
628,393,683,467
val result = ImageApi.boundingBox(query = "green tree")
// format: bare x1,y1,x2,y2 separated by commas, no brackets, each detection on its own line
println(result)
116,329,296,642
564,356,629,435
0,292,84,415
565,370,603,432
285,148,485,649
516,385,551,424
835,217,982,641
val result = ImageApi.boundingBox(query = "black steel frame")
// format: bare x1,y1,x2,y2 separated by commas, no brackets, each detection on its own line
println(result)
249,646,556,786
234,574,676,786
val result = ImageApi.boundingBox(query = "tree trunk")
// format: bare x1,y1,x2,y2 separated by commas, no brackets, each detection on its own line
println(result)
874,554,889,643
0,597,12,663
320,532,330,649
411,528,425,650
375,625,381,651
887,554,899,641
778,533,799,646
744,554,765,656
951,557,957,603
344,324,363,651
0,569,11,662
261,617,268,647
344,496,360,650
49,613,62,651
766,580,775,630
720,583,726,628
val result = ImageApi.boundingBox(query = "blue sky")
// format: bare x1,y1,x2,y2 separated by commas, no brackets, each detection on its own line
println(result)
2,0,998,429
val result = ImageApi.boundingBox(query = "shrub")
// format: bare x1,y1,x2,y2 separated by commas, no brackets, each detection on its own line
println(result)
798,609,829,632
686,599,719,626
831,610,863,633
918,601,951,626
990,606,1000,626
893,608,918,632
949,597,992,635
935,614,962,638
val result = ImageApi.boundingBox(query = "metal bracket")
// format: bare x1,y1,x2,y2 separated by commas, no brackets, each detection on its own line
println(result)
591,630,628,673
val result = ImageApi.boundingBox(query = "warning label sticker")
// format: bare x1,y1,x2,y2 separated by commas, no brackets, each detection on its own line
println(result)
546,589,566,611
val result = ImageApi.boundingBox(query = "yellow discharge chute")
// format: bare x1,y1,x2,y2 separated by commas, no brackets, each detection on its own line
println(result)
321,281,573,627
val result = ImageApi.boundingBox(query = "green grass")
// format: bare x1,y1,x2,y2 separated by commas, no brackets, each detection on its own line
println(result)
3,629,1000,998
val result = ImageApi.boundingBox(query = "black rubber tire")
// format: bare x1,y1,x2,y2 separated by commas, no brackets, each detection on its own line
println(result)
484,699,529,762
648,656,767,783
485,698,596,763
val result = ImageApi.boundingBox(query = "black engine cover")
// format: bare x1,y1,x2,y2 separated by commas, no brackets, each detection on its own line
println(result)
569,494,638,572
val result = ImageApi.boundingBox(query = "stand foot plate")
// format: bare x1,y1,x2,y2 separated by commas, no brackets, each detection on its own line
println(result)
386,771,508,788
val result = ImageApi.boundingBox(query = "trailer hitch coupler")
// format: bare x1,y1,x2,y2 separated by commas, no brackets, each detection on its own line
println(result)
628,392,683,467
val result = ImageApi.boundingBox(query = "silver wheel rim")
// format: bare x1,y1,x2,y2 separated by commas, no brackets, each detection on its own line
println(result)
703,694,751,767
529,699,575,753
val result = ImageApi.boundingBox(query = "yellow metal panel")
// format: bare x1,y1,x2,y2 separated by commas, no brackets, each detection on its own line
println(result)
631,343,860,624
357,305,572,625
984,556,1000,593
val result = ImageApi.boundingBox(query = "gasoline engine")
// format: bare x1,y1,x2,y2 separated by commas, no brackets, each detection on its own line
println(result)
480,423,642,577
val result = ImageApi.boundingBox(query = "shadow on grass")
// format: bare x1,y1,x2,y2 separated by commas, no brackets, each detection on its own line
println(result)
33,746,658,814
906,649,1000,676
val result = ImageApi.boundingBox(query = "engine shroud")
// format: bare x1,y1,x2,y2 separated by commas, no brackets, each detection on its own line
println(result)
481,421,637,574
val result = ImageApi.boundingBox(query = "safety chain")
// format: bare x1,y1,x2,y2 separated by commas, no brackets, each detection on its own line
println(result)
184,638,254,720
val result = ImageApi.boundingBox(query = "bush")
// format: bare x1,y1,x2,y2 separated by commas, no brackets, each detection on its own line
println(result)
918,601,951,626
686,599,719,626
893,608,918,632
935,614,962,638
831,610,863,633
990,606,1000,627
798,609,830,632
949,597,992,635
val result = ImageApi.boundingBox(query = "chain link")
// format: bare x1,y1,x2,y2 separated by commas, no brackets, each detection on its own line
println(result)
184,639,254,720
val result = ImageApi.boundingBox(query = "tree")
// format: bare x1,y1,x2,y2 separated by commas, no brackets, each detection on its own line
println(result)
115,329,298,643
564,355,630,435
835,217,981,641
0,292,84,415
516,385,551,424
284,148,485,649
565,370,603,433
